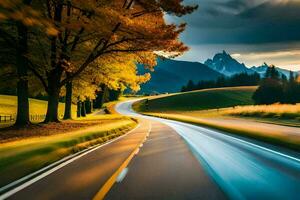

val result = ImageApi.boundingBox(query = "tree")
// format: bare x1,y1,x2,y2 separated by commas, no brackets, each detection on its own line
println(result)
0,0,56,126
283,71,300,103
253,66,283,104
265,65,280,79
252,79,284,104
26,0,197,122
181,72,261,92
62,52,152,118
186,80,195,91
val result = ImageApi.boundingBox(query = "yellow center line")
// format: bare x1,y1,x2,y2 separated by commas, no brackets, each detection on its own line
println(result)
92,121,152,200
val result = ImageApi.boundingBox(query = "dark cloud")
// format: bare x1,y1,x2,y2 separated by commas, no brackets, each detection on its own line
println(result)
175,0,300,45
219,0,249,10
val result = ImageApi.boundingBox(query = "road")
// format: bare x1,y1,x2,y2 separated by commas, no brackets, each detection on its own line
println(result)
1,99,300,200
114,100,300,200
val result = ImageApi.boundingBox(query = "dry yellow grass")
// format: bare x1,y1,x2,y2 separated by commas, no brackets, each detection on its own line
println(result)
223,103,300,120
0,95,76,119
0,115,130,142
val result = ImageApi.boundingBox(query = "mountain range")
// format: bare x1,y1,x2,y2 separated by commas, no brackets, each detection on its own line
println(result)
250,63,292,78
137,51,298,94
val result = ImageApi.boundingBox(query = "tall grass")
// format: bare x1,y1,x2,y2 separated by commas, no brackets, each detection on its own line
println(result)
225,103,300,120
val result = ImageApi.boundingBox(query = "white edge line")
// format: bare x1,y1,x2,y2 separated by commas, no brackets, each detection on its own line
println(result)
160,118,300,163
0,124,141,200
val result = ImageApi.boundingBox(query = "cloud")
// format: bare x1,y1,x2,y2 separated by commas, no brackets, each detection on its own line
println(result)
234,49,300,70
176,42,300,70
172,0,300,70
174,0,300,44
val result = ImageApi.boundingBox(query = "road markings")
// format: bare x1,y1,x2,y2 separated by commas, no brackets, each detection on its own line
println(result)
93,122,152,200
116,168,129,183
168,120,300,163
0,124,141,200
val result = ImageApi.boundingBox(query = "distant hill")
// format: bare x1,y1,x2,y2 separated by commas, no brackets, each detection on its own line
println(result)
135,86,256,112
138,59,223,94
204,51,253,76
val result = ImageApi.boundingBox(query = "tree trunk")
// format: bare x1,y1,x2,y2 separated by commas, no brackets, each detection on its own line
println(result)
101,85,109,107
15,21,30,127
77,100,81,117
44,89,60,122
44,68,63,123
90,101,93,113
63,80,72,119
85,99,92,114
81,101,86,117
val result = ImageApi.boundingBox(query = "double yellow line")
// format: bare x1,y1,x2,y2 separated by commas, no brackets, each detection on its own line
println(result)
93,123,151,200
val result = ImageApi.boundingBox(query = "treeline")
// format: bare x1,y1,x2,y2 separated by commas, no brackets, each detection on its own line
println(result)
0,1,197,127
77,87,121,117
181,73,261,92
253,66,300,104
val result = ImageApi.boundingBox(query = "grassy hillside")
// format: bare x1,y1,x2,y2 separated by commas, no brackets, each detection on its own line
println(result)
0,95,76,119
136,86,256,112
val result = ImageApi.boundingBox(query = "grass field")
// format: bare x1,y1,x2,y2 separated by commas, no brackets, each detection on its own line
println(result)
0,95,77,121
0,115,137,187
134,86,256,112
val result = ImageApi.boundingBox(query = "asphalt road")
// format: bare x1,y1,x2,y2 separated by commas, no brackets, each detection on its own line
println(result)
106,120,225,200
3,119,151,200
2,99,300,200
115,100,300,200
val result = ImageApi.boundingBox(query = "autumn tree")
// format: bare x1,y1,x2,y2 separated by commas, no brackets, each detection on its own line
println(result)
27,0,197,122
63,52,152,119
0,0,56,126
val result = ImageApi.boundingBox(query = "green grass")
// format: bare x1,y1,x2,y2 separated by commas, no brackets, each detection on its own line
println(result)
135,86,256,112
0,95,76,120
0,118,137,187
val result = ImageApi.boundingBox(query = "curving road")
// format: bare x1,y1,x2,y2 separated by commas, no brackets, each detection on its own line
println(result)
114,99,300,200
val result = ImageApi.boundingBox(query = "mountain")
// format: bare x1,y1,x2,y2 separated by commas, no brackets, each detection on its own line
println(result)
204,51,253,76
251,63,294,78
205,51,297,78
136,53,298,94
138,59,223,94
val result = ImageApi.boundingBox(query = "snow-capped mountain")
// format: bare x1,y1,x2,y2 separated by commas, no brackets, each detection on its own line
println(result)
204,51,254,76
205,51,297,78
251,63,294,78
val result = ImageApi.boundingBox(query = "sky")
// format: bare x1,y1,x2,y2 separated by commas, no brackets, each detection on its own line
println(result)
168,0,300,71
